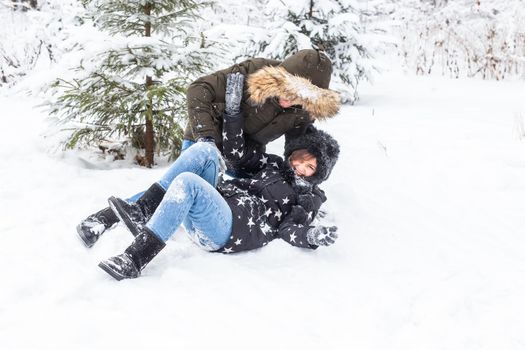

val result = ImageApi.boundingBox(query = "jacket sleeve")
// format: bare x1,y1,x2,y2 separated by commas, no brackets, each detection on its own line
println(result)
222,109,282,174
186,77,220,141
277,205,318,249
186,58,281,141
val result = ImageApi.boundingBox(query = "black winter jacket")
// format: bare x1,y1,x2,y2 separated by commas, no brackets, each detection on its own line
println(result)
214,111,326,253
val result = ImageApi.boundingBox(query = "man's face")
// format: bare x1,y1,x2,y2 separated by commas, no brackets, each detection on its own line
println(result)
278,97,294,108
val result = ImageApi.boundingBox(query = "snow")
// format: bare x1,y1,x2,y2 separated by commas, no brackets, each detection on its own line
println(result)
164,178,187,203
1,69,525,349
287,74,323,100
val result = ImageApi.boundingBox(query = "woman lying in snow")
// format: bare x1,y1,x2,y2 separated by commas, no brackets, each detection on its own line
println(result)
84,73,340,280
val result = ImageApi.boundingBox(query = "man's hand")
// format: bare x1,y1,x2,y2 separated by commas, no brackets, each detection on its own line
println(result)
196,136,216,145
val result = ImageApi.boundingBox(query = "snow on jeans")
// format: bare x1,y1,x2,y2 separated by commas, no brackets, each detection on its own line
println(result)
146,142,232,251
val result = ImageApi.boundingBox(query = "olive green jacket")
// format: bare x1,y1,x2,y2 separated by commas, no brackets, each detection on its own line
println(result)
184,58,312,150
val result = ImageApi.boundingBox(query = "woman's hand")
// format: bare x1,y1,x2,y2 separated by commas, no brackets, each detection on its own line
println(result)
225,72,245,115
306,225,338,247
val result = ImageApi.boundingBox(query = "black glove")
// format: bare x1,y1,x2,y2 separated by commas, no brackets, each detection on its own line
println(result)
306,225,338,247
288,205,308,223
196,136,216,144
297,193,316,212
225,72,245,115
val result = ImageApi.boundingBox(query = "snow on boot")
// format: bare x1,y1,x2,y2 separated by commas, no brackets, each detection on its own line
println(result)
108,183,165,237
98,227,166,281
76,207,118,248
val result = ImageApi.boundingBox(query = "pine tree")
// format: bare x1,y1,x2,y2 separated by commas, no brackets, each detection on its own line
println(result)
49,0,212,167
245,0,380,103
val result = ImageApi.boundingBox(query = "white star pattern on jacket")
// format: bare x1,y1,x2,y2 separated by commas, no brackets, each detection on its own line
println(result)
259,155,268,166
247,217,255,229
260,223,272,236
282,197,290,204
289,232,297,243
274,209,282,220
234,238,242,245
223,247,234,253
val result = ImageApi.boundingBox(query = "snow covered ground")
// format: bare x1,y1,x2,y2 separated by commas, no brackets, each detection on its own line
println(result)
1,71,525,350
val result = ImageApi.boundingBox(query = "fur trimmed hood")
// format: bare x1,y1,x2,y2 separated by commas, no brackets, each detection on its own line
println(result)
246,66,341,120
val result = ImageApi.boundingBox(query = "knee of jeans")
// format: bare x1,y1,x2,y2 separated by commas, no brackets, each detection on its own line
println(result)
191,141,214,154
165,172,199,203
193,142,220,161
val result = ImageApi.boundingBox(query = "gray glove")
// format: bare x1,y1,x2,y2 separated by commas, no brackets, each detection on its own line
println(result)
225,72,245,115
306,225,338,247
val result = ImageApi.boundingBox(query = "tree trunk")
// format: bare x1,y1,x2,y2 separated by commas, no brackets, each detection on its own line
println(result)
145,76,154,167
144,2,154,167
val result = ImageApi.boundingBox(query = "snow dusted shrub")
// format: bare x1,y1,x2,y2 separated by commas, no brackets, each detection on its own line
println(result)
243,0,383,104
397,0,525,80
0,0,82,86
48,0,213,166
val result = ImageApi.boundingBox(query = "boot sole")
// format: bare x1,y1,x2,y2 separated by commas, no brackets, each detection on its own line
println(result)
76,224,95,248
98,261,125,281
108,197,141,237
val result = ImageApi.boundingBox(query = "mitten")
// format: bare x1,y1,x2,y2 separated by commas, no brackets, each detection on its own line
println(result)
225,72,245,115
306,225,338,247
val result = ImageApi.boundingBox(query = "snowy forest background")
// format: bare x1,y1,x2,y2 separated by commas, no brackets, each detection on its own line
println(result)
1,1,525,350
1,0,524,163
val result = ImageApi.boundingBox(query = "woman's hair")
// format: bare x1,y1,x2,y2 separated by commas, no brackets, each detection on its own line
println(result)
289,149,316,163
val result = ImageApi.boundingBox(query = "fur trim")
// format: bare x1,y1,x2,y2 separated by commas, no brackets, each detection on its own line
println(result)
247,66,341,120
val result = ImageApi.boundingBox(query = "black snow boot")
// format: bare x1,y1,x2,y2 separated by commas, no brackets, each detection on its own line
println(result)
77,207,119,248
98,227,166,281
108,183,166,237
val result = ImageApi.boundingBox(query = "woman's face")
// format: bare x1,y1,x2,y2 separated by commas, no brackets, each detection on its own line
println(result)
278,97,294,108
290,155,317,177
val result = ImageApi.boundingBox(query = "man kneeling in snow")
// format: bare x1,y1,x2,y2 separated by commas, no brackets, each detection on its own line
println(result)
182,48,341,175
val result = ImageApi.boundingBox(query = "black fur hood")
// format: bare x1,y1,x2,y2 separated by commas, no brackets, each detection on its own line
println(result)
284,126,340,185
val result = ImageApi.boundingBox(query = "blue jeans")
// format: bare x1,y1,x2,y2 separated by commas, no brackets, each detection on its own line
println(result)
145,143,232,251
127,139,215,201
182,139,251,178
